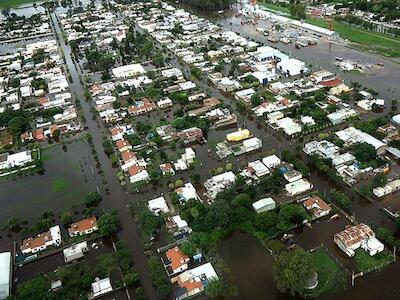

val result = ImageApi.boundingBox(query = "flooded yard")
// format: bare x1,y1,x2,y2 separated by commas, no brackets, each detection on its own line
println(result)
0,139,99,225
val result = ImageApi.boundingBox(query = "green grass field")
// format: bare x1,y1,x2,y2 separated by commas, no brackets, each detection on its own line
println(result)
355,249,394,273
306,17,400,58
260,2,290,15
0,0,42,8
52,178,70,193
304,249,347,298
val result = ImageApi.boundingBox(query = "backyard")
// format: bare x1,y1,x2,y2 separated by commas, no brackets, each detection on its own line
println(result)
304,248,347,298
355,249,395,273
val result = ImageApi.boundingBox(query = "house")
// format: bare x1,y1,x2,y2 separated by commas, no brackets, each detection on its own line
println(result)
89,278,113,299
327,108,357,125
160,163,175,176
273,117,302,136
302,196,331,219
334,224,384,257
127,99,156,115
285,179,313,196
252,197,276,213
310,70,335,83
121,151,137,164
21,225,62,254
248,160,270,177
116,140,132,152
68,216,98,237
175,263,218,300
0,151,33,170
63,241,89,263
226,129,251,142
148,196,170,216
177,127,203,143
204,171,236,200
217,77,240,92
372,179,400,198
262,155,281,169
392,114,400,126
234,88,256,103
129,165,150,183
157,98,173,109
112,64,146,78
243,137,262,152
303,140,339,159
175,182,200,203
277,58,307,76
283,169,302,183
0,252,11,300
163,247,190,277
335,127,387,155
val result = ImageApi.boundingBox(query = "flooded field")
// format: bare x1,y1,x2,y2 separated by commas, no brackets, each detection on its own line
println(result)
0,139,99,225
219,231,400,300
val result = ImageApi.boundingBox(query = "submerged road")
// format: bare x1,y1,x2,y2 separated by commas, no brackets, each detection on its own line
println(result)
50,13,159,300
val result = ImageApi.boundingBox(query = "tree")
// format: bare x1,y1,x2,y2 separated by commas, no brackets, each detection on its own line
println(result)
84,191,102,207
8,115,29,137
205,279,225,298
255,211,279,232
353,142,376,163
124,271,140,288
279,204,309,225
61,211,72,225
98,210,120,235
372,173,387,188
273,248,314,296
7,216,21,232
16,277,48,299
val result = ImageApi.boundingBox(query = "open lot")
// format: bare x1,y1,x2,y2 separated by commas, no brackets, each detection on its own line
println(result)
0,139,99,225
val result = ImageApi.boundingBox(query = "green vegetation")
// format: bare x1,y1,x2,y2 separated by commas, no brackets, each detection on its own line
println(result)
15,241,138,299
148,256,171,299
0,0,44,8
304,249,346,298
260,0,400,57
355,249,394,273
51,178,70,193
273,247,314,296
306,17,400,57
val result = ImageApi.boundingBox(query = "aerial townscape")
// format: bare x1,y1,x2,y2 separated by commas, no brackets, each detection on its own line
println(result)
0,0,399,299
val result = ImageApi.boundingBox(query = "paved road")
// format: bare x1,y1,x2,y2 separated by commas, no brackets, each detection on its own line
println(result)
50,13,159,300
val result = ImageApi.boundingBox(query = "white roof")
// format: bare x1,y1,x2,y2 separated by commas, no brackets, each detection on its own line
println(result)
262,155,281,168
92,278,112,297
171,215,188,229
0,252,11,300
176,182,198,201
336,127,386,150
112,64,146,78
252,198,275,211
212,171,236,183
148,196,169,215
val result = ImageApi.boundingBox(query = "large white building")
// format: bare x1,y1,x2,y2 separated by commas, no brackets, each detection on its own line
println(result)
0,252,11,300
336,127,387,155
0,151,33,170
204,171,236,200
285,179,313,196
334,224,384,257
112,64,146,78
